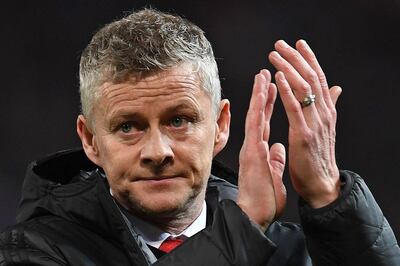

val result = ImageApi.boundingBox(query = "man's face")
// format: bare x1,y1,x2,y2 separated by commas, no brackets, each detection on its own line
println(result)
82,65,227,219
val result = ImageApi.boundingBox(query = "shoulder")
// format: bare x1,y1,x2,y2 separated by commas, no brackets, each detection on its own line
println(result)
0,216,69,265
1,215,70,245
1,215,132,266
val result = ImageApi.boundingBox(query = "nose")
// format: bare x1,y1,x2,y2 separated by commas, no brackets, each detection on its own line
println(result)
140,128,174,168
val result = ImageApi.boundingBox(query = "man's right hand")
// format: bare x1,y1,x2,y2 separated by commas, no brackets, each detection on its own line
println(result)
236,69,287,232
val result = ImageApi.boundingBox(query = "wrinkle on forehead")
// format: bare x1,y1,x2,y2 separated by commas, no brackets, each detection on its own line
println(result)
105,90,202,121
100,69,200,98
94,68,207,123
99,66,200,98
102,81,199,103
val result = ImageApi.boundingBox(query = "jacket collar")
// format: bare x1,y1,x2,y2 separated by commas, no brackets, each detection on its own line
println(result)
17,148,238,226
16,148,238,264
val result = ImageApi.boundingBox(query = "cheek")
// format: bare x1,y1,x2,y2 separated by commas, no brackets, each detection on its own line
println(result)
96,136,137,181
178,123,216,178
195,121,217,156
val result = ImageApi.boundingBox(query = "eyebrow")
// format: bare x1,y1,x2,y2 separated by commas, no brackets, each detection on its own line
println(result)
107,112,144,131
107,101,202,129
164,102,200,115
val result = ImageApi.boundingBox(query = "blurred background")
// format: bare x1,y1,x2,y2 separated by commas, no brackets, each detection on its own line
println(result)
1,0,400,239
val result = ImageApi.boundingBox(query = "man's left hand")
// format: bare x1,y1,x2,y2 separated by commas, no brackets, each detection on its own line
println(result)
268,40,342,208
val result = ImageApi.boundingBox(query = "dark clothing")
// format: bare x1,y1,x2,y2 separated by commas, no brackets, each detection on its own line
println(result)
0,149,399,265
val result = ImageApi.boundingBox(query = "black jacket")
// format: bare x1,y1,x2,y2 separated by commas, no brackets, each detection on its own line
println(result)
0,149,399,265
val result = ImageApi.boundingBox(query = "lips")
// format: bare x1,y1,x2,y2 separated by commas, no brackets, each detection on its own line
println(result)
142,176,177,180
135,175,180,181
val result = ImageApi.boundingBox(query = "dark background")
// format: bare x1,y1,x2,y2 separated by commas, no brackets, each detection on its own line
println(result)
1,0,400,239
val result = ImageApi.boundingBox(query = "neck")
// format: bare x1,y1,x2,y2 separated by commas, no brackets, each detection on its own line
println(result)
129,192,206,235
152,200,204,235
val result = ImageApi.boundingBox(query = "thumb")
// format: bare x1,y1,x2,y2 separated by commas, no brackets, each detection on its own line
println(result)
269,143,287,218
329,86,342,106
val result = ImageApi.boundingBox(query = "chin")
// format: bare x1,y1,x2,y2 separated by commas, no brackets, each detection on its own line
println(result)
125,190,198,218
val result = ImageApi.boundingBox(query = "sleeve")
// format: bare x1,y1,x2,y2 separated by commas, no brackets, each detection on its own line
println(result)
299,170,400,266
154,199,277,266
0,225,68,266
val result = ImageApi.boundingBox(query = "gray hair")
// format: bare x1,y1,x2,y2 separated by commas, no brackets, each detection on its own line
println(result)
79,8,221,123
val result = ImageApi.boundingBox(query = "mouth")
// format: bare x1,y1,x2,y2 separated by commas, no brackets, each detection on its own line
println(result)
136,175,180,181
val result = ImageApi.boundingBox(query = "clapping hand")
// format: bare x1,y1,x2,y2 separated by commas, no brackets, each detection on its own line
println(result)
237,40,342,231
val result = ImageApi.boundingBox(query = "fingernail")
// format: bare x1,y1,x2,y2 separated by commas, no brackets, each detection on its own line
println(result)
278,40,289,48
299,39,310,50
277,72,285,81
269,51,279,59
299,39,307,45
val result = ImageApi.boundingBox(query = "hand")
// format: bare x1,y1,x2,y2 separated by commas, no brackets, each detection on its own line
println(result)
268,40,342,208
237,69,287,231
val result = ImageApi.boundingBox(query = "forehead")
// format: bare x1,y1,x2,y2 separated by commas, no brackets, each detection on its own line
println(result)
94,65,211,119
103,67,200,99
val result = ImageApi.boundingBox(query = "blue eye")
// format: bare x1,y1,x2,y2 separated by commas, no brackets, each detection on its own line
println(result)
120,123,132,133
171,117,185,127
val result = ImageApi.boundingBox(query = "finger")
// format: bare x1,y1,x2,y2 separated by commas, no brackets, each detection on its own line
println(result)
263,82,277,142
269,51,319,118
329,86,342,106
295,40,334,109
273,40,327,110
270,50,320,124
269,142,287,218
244,71,269,142
265,82,277,122
275,71,308,129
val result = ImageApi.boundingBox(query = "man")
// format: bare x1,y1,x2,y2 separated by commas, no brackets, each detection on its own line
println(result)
0,8,398,265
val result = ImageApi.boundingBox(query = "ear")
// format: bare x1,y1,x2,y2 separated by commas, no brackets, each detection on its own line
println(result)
213,99,231,157
76,115,102,166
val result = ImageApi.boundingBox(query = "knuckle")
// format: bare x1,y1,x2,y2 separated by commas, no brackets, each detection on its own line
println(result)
280,86,292,95
309,54,318,65
324,106,337,121
288,101,302,113
319,113,329,125
318,72,328,85
300,84,312,94
306,70,319,84
282,64,292,73
239,148,252,162
330,108,337,118
299,129,315,147
307,51,318,63
289,49,300,60
240,141,266,159
271,159,285,173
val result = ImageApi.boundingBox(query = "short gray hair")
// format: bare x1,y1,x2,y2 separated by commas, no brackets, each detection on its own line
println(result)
79,8,221,123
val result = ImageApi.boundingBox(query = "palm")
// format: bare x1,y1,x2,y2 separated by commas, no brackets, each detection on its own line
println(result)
237,70,286,231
